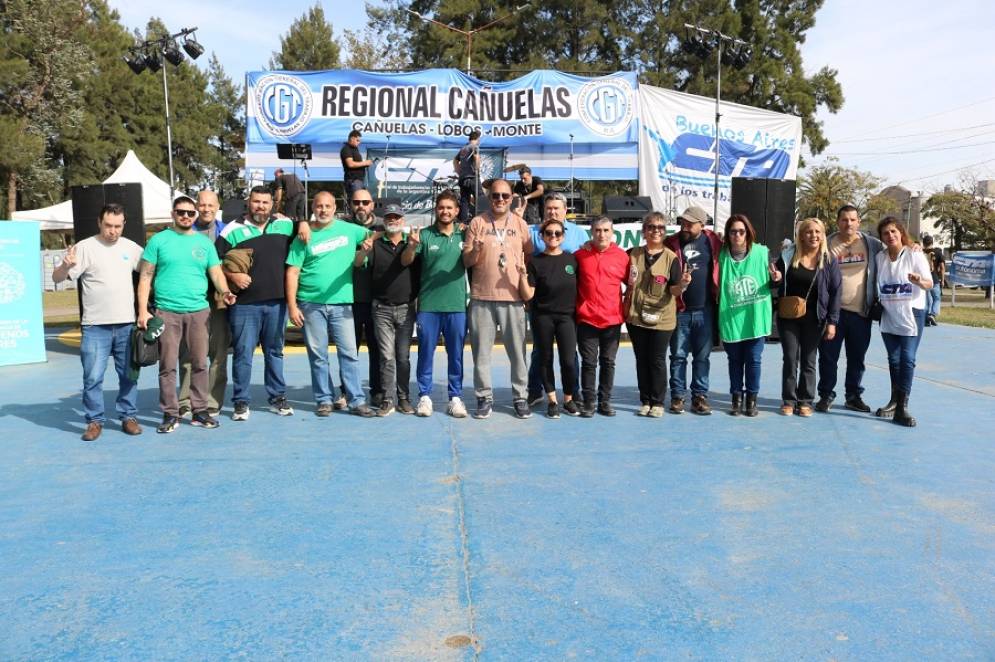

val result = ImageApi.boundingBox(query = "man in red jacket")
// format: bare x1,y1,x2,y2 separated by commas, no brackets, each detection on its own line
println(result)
574,216,629,417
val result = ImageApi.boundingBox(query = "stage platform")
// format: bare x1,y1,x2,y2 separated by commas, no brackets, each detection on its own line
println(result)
1,324,993,659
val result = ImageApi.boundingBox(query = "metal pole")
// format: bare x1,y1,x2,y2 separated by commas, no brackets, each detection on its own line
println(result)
713,39,722,227
466,32,472,75
161,56,175,201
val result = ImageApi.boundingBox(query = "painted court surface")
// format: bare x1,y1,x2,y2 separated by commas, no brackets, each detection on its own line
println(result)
1,324,993,660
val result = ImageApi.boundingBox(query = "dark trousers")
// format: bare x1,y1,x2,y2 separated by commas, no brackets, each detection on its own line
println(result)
577,323,621,404
882,308,925,394
780,313,822,405
458,177,476,223
373,300,415,402
818,308,872,400
532,312,578,398
284,194,305,221
629,324,674,406
342,302,383,403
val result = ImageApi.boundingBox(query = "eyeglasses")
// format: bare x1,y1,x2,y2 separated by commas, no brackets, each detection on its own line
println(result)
174,209,197,217
351,199,373,206
727,228,747,236
490,192,512,200
644,225,666,232
543,230,564,238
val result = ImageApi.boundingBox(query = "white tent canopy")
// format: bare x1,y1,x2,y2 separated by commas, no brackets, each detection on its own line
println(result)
11,150,173,230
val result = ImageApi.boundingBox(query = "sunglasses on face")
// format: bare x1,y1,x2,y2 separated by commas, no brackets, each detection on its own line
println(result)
490,192,512,200
644,225,665,232
727,228,747,236
543,230,564,238
174,209,197,217
352,199,373,206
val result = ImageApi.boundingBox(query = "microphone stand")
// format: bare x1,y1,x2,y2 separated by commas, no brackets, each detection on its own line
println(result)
568,133,575,211
299,156,311,221
382,134,392,200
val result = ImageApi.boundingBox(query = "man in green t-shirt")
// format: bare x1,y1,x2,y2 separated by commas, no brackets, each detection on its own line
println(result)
137,195,236,433
401,191,469,418
286,191,375,417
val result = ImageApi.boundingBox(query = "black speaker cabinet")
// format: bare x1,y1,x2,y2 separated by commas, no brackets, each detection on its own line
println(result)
602,196,652,222
71,183,145,247
221,198,247,223
374,197,402,216
730,178,796,254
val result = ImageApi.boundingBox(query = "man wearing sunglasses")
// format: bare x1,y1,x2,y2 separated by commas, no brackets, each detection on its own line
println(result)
137,195,236,433
463,178,534,419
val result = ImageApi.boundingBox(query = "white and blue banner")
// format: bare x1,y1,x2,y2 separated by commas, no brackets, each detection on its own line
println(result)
949,251,995,287
0,221,46,367
638,84,802,229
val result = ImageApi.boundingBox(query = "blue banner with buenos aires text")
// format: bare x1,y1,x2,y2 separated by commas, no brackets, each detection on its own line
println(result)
246,69,639,148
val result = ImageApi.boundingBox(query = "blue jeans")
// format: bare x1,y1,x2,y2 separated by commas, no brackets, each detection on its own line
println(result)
80,323,138,423
725,337,765,395
882,308,925,394
925,283,942,317
669,306,714,399
344,179,366,198
301,302,365,407
228,300,287,404
416,311,467,398
818,308,872,400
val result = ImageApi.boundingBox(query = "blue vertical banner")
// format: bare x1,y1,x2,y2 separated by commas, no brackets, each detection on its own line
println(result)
0,222,46,366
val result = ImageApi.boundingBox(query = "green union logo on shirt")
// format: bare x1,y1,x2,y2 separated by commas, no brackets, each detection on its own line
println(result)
191,247,208,261
730,275,762,306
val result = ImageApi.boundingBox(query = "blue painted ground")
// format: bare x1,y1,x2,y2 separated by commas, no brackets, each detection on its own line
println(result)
1,323,993,660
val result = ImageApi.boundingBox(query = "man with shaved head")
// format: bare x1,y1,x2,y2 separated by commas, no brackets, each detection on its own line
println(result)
178,189,230,417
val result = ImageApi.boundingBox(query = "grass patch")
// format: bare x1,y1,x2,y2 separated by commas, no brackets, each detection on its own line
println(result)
43,289,80,325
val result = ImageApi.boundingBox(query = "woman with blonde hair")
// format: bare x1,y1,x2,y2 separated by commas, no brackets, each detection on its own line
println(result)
773,218,842,416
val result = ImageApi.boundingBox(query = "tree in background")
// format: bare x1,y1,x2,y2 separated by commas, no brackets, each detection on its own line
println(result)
205,54,246,201
343,25,410,71
797,159,898,227
921,188,995,251
270,4,340,71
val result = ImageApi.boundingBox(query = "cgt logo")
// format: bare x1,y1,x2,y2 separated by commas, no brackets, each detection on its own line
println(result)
253,74,313,138
577,78,635,137
881,283,914,295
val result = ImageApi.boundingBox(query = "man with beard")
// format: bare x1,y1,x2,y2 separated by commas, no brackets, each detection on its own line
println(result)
663,205,721,415
401,191,469,418
286,191,376,417
463,178,533,419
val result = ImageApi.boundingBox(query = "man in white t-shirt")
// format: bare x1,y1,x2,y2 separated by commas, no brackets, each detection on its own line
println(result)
53,203,144,441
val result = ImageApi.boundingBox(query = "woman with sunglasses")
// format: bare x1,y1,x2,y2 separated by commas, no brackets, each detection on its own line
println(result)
623,212,683,417
874,216,932,427
718,214,779,416
518,219,579,418
772,218,841,417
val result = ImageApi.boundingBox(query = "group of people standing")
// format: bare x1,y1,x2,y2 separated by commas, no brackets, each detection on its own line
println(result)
57,174,933,440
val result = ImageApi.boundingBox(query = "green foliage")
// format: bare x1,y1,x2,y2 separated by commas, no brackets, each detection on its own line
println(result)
797,159,897,225
204,54,246,201
271,4,341,71
921,189,995,251
343,25,410,71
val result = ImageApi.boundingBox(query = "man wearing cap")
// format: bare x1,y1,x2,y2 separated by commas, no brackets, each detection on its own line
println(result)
286,191,376,417
453,130,481,223
217,185,300,421
463,178,534,419
663,205,721,415
137,195,236,433
354,203,420,416
273,168,306,221
341,130,373,197
401,190,469,418
53,203,144,441
178,189,229,418
512,166,544,225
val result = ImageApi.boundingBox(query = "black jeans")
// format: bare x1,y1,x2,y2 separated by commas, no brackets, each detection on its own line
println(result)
780,312,822,405
628,324,673,406
458,177,476,223
577,323,621,404
533,312,578,397
342,302,383,403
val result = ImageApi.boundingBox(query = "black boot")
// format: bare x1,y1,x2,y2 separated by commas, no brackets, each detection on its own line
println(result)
875,388,899,418
893,392,916,427
744,393,759,417
729,392,742,416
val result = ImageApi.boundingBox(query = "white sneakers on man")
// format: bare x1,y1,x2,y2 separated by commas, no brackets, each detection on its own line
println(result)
447,397,467,418
416,395,434,417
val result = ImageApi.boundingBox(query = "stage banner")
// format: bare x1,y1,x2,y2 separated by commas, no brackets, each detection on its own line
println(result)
949,251,995,287
0,221,46,366
246,69,639,148
638,85,802,228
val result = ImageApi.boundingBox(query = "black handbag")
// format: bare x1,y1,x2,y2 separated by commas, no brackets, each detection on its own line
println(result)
131,325,160,367
868,299,884,322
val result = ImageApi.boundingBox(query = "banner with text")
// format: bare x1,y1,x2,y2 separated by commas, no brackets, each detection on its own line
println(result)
638,85,802,229
0,221,46,367
246,69,639,148
949,251,995,287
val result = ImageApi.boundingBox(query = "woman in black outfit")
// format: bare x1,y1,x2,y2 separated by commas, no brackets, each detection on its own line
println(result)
623,212,684,417
518,219,579,418
773,218,841,417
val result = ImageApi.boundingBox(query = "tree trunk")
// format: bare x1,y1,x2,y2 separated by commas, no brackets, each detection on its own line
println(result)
5,171,16,219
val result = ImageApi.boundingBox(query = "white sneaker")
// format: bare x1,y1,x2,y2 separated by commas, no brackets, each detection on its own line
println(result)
416,395,433,417
447,396,467,418
332,395,348,411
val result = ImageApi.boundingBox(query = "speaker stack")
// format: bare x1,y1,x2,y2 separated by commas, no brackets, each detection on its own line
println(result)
71,183,145,246
730,178,796,254
602,196,653,224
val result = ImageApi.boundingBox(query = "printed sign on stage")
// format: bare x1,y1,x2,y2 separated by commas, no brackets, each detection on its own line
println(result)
0,222,46,366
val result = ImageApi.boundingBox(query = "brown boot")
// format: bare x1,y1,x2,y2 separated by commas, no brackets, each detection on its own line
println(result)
81,421,102,442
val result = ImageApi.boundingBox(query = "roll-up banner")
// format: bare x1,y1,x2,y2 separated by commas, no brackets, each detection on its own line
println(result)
0,221,46,367
638,85,802,229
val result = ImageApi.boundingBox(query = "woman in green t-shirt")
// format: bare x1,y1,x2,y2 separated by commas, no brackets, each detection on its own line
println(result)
718,214,780,417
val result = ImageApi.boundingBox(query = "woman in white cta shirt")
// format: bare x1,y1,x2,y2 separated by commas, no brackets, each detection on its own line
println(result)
874,217,932,427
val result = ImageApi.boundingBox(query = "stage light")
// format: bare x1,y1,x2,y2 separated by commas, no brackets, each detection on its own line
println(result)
163,40,184,66
124,53,146,74
182,36,204,60
145,49,162,73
